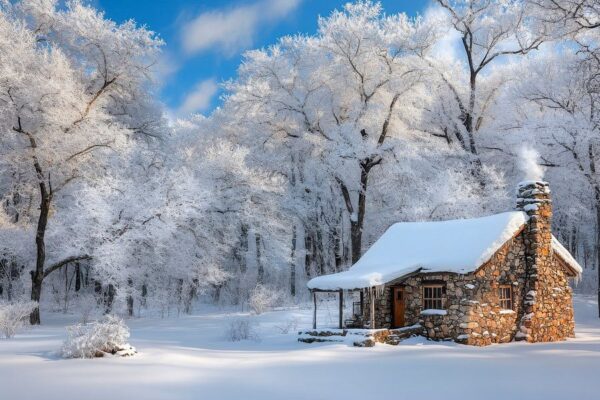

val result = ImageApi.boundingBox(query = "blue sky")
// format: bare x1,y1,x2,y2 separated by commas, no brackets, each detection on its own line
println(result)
96,0,431,115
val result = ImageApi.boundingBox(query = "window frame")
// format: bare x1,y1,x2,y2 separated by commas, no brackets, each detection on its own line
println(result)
498,285,513,310
422,284,445,310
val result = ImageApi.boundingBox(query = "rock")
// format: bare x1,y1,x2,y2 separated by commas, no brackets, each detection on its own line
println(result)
353,338,376,347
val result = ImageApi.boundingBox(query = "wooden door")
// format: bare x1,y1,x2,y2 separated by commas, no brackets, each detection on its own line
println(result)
393,287,405,328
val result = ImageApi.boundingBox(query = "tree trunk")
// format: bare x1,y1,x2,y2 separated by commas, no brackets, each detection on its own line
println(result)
290,225,296,297
316,226,325,275
466,74,476,140
30,177,51,325
256,233,264,285
239,223,249,275
595,191,600,318
63,263,69,312
589,143,600,318
333,225,343,273
455,65,484,186
94,280,102,295
213,284,222,304
185,279,198,314
141,283,148,307
304,229,313,278
104,284,115,314
239,223,249,303
127,278,134,317
74,262,81,292
350,164,370,264
0,259,6,299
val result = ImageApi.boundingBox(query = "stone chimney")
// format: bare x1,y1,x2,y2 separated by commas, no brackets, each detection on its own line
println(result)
515,181,553,341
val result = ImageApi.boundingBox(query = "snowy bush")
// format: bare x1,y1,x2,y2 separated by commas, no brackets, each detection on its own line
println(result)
0,301,37,339
248,284,282,315
274,317,301,334
61,315,136,358
225,318,260,342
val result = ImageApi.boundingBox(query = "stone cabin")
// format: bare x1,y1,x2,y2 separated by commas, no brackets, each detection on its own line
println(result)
307,181,582,346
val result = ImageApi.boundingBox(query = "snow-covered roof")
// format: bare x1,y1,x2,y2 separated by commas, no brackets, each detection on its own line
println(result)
307,211,584,291
551,235,583,276
308,212,528,290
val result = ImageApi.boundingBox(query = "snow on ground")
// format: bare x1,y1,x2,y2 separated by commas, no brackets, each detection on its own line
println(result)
1,296,599,400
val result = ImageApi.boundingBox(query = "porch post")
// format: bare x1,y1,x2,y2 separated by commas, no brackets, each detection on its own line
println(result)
338,289,344,329
370,287,375,329
312,290,317,329
360,290,364,314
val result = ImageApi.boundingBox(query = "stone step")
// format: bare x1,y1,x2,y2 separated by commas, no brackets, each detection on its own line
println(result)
298,329,347,337
299,325,425,347
353,338,376,347
298,336,345,344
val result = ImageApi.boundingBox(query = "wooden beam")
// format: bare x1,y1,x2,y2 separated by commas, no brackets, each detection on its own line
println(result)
312,291,317,329
338,289,344,329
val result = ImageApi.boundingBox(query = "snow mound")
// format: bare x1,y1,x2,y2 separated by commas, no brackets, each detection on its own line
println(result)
308,212,528,290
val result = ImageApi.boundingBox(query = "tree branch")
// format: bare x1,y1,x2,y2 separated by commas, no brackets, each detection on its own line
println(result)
43,255,92,278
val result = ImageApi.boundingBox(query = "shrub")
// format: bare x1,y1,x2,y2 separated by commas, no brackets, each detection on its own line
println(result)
61,315,136,358
274,316,301,334
248,284,282,315
0,301,38,339
225,318,259,342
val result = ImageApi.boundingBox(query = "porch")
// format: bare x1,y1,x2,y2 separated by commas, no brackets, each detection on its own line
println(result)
309,285,407,330
309,288,374,330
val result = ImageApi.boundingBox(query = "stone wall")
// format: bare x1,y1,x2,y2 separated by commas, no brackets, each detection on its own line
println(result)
457,232,527,345
361,286,391,329
360,228,569,345
527,256,575,342
515,181,576,343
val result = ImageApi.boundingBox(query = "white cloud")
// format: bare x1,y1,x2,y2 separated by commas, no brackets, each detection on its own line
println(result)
178,79,219,115
152,51,180,87
181,0,302,56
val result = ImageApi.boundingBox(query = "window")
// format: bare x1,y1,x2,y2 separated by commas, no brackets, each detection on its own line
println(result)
498,285,513,310
422,284,444,309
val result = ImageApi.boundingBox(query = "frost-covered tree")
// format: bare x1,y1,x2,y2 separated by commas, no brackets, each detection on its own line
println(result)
182,115,292,306
226,2,441,265
513,10,600,313
529,0,600,32
0,0,162,323
425,0,549,180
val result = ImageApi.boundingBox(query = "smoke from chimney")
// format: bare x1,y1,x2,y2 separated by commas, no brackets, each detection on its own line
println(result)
519,146,545,182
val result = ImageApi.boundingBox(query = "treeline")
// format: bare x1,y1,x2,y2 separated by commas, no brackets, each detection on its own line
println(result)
1,0,599,322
